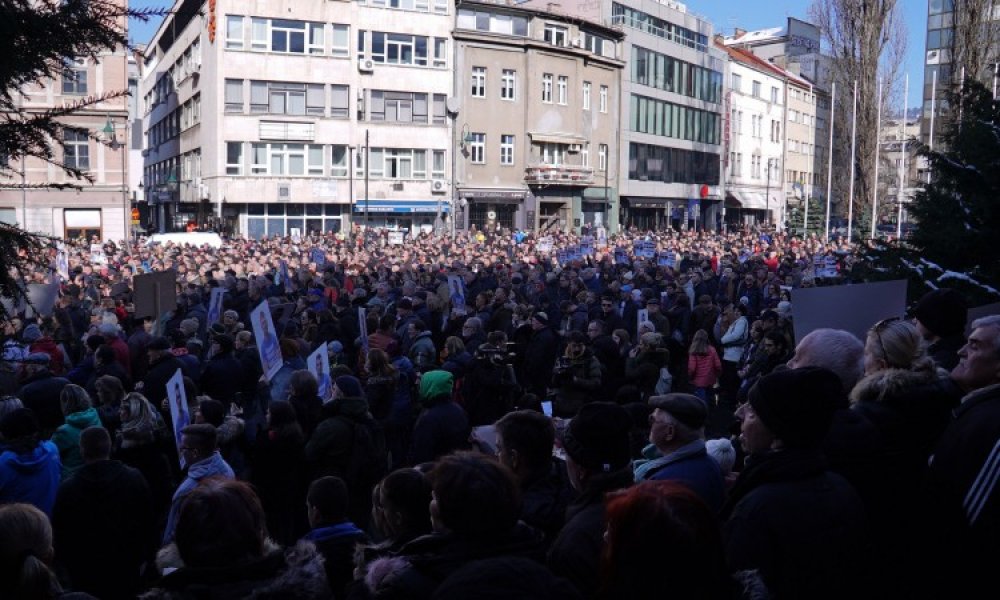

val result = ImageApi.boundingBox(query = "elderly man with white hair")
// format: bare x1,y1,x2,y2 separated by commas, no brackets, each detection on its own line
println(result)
922,315,1000,598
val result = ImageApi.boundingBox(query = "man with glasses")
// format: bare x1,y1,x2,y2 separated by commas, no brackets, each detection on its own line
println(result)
163,423,234,544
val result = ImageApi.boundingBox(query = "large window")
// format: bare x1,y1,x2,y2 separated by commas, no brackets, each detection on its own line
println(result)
544,24,567,46
542,74,553,103
370,90,431,123
469,133,485,163
226,15,244,49
63,129,89,170
371,32,446,67
471,67,486,98
541,143,564,165
331,24,350,56
631,46,723,104
629,94,721,145
456,9,529,36
225,79,244,112
250,143,324,176
557,75,568,105
330,85,349,118
611,3,708,51
583,81,591,110
62,59,87,95
367,148,430,179
249,81,326,116
226,142,243,175
500,134,514,165
331,145,349,177
432,150,446,178
628,142,720,185
600,85,608,113
598,144,608,171
248,18,324,54
501,69,516,100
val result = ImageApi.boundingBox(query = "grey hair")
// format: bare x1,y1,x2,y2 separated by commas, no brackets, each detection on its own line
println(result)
464,317,483,333
794,328,865,393
971,315,1000,358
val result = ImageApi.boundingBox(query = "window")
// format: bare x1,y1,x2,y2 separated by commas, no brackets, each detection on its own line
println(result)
544,24,567,46
751,81,761,97
583,81,591,110
628,94,721,145
226,16,245,49
557,75,568,105
600,85,608,113
771,86,780,103
433,38,447,67
331,24,350,56
307,23,325,54
63,129,89,170
380,148,426,179
471,67,486,98
598,144,608,171
369,90,429,123
542,143,564,165
62,59,87,95
788,109,798,123
250,143,324,176
542,74,553,103
469,133,485,163
432,150,446,178
225,79,244,112
457,9,529,36
731,73,741,93
501,69,516,100
331,85,348,118
226,142,243,175
581,143,590,167
271,20,306,53
371,32,431,66
432,94,447,124
771,119,780,142
331,145,349,177
500,134,514,165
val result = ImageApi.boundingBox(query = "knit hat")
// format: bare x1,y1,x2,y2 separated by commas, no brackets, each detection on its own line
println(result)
0,408,40,440
912,288,967,338
560,402,632,473
649,393,708,429
333,375,364,399
705,438,736,474
179,318,199,336
747,367,841,449
213,333,234,353
21,324,41,343
419,370,454,403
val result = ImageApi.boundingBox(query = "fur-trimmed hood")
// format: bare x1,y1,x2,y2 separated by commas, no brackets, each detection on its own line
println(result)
143,540,329,600
850,367,950,405
849,367,960,450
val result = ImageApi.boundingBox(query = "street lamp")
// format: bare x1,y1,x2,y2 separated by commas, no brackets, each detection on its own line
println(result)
103,115,129,243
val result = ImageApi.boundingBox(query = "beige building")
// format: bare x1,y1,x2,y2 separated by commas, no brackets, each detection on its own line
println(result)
453,0,624,233
782,74,829,227
0,5,130,241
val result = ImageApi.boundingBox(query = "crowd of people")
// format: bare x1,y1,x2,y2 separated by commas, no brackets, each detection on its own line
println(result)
0,225,997,599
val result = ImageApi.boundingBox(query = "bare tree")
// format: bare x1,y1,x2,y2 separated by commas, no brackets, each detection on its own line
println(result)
809,0,907,235
949,1,1000,91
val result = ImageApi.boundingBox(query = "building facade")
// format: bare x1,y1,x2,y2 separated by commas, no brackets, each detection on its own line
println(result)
921,0,953,146
453,0,624,233
0,4,130,241
141,0,453,237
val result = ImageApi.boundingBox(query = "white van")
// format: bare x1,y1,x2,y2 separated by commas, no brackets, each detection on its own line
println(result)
146,232,224,249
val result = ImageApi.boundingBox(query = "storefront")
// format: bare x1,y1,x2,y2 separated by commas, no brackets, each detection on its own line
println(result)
351,199,449,235
724,191,772,228
459,188,526,232
243,203,345,239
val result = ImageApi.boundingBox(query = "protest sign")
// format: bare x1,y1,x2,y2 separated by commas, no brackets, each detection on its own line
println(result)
251,300,282,382
166,369,191,468
308,344,333,403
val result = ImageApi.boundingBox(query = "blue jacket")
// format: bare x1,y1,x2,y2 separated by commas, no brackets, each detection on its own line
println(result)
163,451,234,544
0,441,61,516
634,440,726,513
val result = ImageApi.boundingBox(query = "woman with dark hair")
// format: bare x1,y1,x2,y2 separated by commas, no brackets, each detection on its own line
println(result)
144,480,328,599
359,452,545,599
0,503,87,600
364,348,398,422
92,374,125,438
599,481,755,599
249,401,307,546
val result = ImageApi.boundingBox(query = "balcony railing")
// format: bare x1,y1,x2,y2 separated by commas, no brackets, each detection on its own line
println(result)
524,164,595,186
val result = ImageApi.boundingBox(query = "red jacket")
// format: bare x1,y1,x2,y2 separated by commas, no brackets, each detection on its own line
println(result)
107,335,132,377
29,337,66,375
688,346,722,388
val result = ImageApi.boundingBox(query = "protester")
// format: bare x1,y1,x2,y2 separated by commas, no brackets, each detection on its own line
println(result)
911,287,968,370
0,408,61,515
50,385,102,480
301,475,368,598
162,423,235,544
0,503,84,600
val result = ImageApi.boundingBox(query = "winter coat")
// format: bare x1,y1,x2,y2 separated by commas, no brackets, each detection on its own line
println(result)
199,351,244,403
360,523,546,600
521,326,559,395
410,372,469,465
304,395,371,477
719,316,749,363
520,460,575,545
84,361,131,399
105,335,132,377
141,541,330,600
250,428,308,546
624,348,670,400
634,440,726,512
303,522,368,599
52,460,155,600
408,331,438,373
547,469,633,598
51,407,103,480
142,354,185,407
550,351,603,418
441,351,474,379
0,440,61,516
30,337,67,375
162,451,235,544
17,370,71,436
688,348,722,388
462,357,518,427
721,448,868,600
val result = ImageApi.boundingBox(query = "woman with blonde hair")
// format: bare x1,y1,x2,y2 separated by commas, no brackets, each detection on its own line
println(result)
0,503,65,599
687,329,721,405
115,392,173,518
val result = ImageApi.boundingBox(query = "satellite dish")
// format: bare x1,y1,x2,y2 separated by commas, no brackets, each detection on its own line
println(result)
446,97,460,115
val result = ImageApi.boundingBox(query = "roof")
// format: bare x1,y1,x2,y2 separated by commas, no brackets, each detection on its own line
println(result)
724,27,786,46
715,41,813,89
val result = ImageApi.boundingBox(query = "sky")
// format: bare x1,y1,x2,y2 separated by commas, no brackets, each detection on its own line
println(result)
127,0,928,108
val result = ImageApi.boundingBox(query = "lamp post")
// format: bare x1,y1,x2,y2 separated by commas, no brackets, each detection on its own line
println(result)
103,115,129,243
452,124,473,239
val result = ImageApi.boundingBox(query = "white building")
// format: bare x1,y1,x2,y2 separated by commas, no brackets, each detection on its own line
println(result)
718,42,785,228
141,0,453,237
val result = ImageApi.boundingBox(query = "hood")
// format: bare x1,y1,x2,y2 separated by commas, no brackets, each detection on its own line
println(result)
1,441,58,475
65,407,102,430
333,394,370,419
419,370,454,402
188,451,233,480
849,367,951,406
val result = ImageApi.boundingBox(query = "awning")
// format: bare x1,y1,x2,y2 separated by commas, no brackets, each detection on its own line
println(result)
527,132,587,145
351,199,450,213
726,191,768,210
458,188,527,204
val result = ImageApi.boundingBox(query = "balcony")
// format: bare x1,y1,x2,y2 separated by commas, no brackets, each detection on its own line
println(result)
524,164,595,186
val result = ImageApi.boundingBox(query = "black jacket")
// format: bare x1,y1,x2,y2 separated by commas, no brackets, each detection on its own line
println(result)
521,326,559,395
18,370,71,436
141,354,184,407
199,351,244,403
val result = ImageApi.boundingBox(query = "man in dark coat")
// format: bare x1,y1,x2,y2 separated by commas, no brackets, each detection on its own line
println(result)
301,476,368,598
140,336,184,407
521,312,559,398
722,368,869,600
199,334,243,403
17,353,71,436
52,426,155,600
912,288,968,371
548,402,634,598
409,370,469,465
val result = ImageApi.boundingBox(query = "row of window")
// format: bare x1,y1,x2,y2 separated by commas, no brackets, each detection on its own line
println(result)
456,9,529,37
226,16,350,56
611,3,709,52
786,170,822,186
225,142,447,180
359,0,449,13
629,94,721,146
463,135,609,170
541,73,608,110
731,73,781,103
61,59,88,95
628,142,720,185
631,46,723,104
728,153,777,180
361,31,449,68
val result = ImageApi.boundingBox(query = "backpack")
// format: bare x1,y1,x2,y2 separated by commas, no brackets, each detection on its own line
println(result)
336,415,389,493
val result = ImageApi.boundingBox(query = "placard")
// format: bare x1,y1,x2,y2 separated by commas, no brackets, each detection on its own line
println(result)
133,270,177,319
251,300,283,382
207,287,225,326
308,344,333,403
166,369,191,468
447,275,466,308
90,244,107,266
791,280,907,344
388,231,404,245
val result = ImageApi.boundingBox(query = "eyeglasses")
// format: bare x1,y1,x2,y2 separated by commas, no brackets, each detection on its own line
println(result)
871,316,901,365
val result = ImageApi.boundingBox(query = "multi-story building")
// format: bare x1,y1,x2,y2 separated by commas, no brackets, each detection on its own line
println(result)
0,2,130,240
718,42,785,228
453,0,624,233
921,0,953,146
875,116,922,231
522,0,725,231
141,0,453,237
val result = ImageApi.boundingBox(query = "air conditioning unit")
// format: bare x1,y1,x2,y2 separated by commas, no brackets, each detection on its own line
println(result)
926,50,940,65
568,143,583,153
431,179,447,193
391,182,404,191
277,183,291,202
358,58,374,73
572,37,584,48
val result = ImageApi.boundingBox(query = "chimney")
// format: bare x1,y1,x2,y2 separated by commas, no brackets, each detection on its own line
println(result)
734,27,747,38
